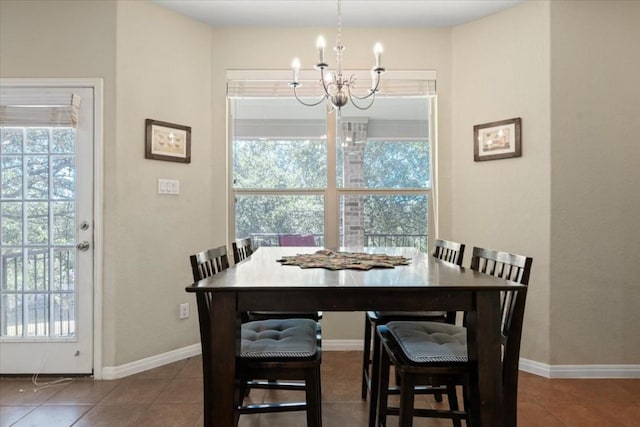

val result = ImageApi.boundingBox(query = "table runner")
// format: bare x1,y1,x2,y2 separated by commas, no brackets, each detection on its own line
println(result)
276,249,411,270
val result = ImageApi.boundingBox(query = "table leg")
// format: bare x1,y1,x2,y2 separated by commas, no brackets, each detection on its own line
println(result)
206,292,238,427
466,291,504,427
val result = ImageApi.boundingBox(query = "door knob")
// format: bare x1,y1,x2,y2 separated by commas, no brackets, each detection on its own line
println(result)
76,241,90,251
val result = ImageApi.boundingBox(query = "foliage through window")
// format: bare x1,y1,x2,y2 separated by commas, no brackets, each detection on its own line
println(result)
230,96,432,251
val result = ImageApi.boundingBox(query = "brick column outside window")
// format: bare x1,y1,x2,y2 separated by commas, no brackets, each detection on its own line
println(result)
340,119,367,247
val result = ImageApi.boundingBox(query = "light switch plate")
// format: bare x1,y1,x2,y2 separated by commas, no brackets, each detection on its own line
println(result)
158,178,180,195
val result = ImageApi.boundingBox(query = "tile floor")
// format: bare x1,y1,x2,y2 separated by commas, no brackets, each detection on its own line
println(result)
1,351,639,426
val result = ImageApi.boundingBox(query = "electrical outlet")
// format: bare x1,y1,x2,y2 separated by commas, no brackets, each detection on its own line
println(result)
179,303,190,319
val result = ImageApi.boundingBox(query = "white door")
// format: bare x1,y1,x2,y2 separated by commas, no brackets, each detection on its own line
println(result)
0,84,95,374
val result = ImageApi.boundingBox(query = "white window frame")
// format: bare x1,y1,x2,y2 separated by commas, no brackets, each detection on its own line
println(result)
226,70,437,251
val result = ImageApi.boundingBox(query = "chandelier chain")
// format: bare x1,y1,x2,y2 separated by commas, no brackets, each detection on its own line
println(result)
336,0,343,75
336,0,342,48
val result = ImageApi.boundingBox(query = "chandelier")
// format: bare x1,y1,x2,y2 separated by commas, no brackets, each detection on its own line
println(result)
289,0,386,113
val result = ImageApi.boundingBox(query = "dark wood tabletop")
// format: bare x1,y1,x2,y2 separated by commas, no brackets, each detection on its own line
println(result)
186,246,526,426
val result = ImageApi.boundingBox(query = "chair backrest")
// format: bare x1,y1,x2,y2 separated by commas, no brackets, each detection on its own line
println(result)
188,246,230,393
470,247,532,338
189,245,230,282
470,247,532,285
279,234,317,247
232,237,253,264
432,239,465,266
470,246,532,412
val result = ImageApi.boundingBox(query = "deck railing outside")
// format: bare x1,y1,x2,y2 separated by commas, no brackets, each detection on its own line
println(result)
248,233,427,252
1,249,75,338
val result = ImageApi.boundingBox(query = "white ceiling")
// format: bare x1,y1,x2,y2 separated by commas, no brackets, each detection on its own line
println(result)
152,0,525,28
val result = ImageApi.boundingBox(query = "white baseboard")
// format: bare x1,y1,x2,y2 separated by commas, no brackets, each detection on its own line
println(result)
323,339,364,351
101,343,640,380
101,344,201,380
100,340,361,379
519,358,640,379
519,358,551,377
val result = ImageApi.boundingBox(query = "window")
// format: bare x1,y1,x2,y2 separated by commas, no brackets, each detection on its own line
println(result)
229,73,435,251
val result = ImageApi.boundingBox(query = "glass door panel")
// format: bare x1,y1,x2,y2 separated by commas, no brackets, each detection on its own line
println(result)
0,85,94,374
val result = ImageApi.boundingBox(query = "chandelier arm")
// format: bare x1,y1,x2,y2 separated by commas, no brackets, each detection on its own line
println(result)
293,86,328,107
349,89,376,101
348,70,384,100
371,70,384,92
319,67,333,97
349,91,377,111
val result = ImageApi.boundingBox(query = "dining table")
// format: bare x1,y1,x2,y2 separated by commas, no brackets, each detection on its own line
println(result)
185,246,527,427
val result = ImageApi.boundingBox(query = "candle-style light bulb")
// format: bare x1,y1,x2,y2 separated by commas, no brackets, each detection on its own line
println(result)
317,36,326,64
325,71,335,84
374,43,383,69
292,58,300,83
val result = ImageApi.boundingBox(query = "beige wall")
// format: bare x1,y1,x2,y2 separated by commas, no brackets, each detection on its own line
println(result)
2,0,638,370
113,1,213,364
451,1,552,363
451,0,640,365
549,1,640,364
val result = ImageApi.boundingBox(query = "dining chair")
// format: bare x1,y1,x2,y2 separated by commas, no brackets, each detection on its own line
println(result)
361,239,465,402
232,237,323,322
190,245,323,426
190,245,230,280
232,237,253,264
373,246,532,427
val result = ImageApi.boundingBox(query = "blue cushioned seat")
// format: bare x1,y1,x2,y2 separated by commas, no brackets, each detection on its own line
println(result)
241,318,319,359
386,321,467,364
